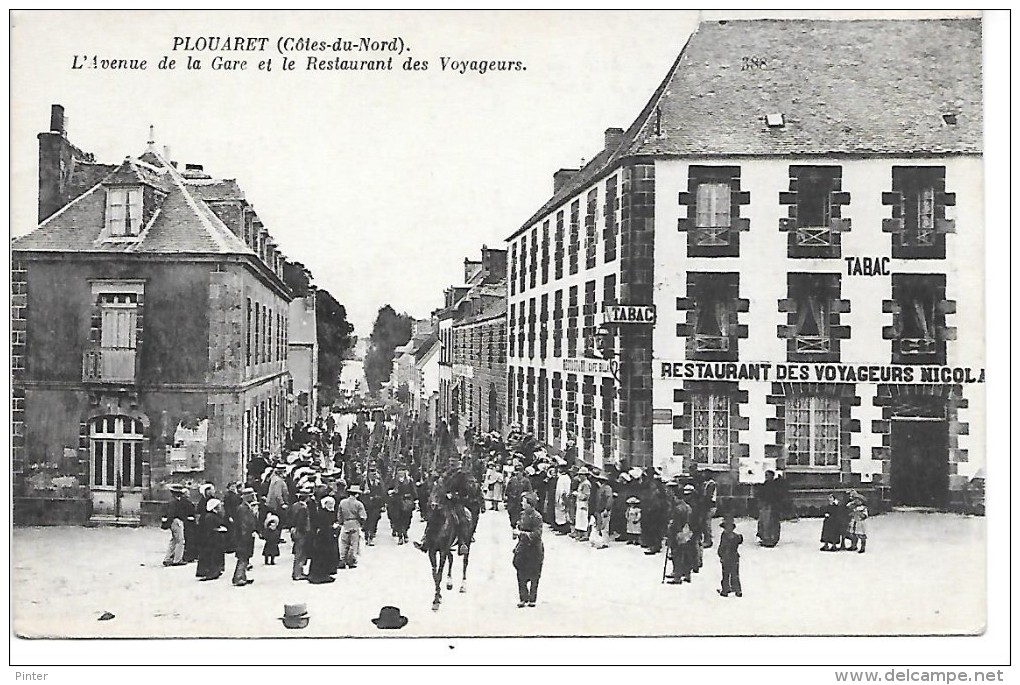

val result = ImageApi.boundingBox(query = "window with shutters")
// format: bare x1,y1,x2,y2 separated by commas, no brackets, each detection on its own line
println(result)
84,285,143,383
784,395,840,468
105,187,143,237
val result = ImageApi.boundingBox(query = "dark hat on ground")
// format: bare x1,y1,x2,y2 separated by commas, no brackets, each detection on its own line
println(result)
281,603,309,629
372,605,409,629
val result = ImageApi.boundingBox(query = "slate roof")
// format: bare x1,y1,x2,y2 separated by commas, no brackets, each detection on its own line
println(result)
513,18,982,239
14,148,256,256
413,333,440,362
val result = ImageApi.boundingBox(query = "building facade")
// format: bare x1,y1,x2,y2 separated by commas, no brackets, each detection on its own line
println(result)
505,19,984,513
436,247,508,437
13,105,293,525
287,291,318,425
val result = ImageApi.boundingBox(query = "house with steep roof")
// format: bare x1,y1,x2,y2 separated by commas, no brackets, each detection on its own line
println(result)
12,105,294,524
505,18,984,513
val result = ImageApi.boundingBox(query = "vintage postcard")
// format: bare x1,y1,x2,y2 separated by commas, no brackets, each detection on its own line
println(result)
7,8,1006,669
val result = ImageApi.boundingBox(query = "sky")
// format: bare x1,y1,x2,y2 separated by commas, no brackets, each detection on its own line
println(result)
10,10,703,336
9,10,986,337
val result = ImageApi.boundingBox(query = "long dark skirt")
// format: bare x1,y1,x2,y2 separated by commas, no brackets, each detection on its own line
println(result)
308,531,340,581
757,504,781,547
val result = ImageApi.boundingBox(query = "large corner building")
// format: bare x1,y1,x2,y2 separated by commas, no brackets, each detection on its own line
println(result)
505,19,983,513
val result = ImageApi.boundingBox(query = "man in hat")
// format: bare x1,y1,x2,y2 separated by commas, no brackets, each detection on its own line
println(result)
162,485,193,566
512,491,545,608
289,485,313,581
339,485,367,569
717,517,743,597
266,463,291,520
361,468,386,546
591,471,614,549
415,455,475,555
389,466,417,545
231,487,259,586
504,463,533,529
662,479,689,584
572,468,592,541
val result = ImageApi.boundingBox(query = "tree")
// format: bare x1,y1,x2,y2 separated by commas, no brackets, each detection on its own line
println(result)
364,305,414,394
316,289,355,407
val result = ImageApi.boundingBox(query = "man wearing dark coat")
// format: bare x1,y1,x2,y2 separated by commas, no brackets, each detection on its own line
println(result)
361,469,386,546
415,456,475,555
512,491,545,607
289,486,312,580
666,483,695,584
308,496,340,584
756,470,782,547
504,465,532,529
641,477,667,554
388,466,417,544
231,488,259,586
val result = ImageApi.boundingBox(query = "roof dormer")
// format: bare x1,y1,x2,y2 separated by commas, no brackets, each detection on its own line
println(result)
104,185,144,238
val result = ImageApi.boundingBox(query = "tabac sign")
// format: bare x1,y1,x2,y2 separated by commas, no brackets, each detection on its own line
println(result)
602,304,657,325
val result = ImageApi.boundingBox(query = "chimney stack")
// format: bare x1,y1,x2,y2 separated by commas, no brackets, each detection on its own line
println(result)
604,127,624,151
553,168,579,194
49,104,65,134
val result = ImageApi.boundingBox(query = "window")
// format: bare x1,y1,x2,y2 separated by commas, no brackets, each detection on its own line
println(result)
785,395,840,468
554,210,565,280
887,167,953,259
552,290,563,358
696,183,732,237
888,274,948,365
569,201,580,275
541,220,550,285
86,291,139,382
105,187,143,236
794,167,836,246
681,166,747,257
90,416,144,488
691,394,730,466
784,273,842,358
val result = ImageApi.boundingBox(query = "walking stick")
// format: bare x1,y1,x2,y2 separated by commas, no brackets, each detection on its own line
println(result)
661,545,672,584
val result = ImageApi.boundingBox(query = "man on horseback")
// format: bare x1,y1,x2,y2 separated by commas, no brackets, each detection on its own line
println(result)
415,454,476,556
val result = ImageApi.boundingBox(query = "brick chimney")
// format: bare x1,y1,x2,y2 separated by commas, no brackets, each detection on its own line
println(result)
553,168,579,194
37,104,92,223
604,127,624,151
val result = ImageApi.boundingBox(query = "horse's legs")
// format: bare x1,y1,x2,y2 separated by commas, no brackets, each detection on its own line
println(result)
459,551,469,593
445,550,454,591
430,550,443,610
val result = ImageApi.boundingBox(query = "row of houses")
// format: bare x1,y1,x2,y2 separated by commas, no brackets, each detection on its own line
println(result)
13,106,321,525
419,18,984,514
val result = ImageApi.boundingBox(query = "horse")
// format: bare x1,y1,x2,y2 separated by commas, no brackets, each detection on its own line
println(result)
424,502,474,611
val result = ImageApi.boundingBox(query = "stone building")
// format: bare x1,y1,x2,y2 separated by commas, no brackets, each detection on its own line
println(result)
287,291,318,425
505,18,984,513
436,247,508,437
13,105,293,525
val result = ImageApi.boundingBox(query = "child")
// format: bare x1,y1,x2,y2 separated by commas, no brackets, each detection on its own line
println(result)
262,511,281,565
625,496,642,545
717,517,742,597
846,490,868,554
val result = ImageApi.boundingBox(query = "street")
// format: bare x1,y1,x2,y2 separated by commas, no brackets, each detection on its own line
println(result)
12,510,983,638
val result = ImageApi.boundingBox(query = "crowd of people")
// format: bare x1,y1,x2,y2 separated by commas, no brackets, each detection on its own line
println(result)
160,413,870,605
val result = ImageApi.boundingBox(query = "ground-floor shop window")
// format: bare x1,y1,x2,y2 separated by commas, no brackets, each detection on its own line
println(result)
691,393,730,466
785,395,840,467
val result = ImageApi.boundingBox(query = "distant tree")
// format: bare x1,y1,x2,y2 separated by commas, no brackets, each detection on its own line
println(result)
364,305,414,393
395,383,410,404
